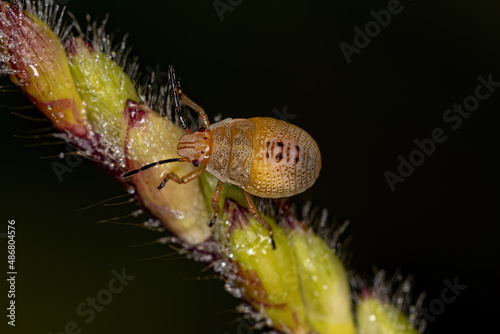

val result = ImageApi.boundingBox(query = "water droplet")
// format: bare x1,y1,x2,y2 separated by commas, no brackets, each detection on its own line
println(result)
47,104,53,111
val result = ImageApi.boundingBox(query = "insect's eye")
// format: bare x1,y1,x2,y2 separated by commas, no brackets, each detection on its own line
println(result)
198,127,206,132
192,159,200,167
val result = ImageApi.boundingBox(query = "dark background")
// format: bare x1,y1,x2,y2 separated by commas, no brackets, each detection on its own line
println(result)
1,0,499,333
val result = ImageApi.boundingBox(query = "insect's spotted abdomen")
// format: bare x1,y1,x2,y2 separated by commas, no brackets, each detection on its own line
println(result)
241,117,321,198
265,138,301,166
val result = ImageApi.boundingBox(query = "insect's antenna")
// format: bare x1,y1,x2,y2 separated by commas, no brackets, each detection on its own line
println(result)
122,158,181,178
168,66,191,133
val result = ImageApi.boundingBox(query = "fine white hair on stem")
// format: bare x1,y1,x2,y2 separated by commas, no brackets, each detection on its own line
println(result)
138,77,172,120
300,200,352,262
21,0,72,40
351,268,427,333
66,12,140,84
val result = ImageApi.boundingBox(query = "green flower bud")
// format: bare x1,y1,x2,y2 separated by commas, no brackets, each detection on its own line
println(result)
0,1,86,136
356,296,419,334
124,101,211,246
288,228,355,334
225,200,312,334
67,37,139,144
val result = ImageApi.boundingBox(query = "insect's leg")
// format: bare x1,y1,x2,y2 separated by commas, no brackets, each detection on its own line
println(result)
209,180,225,227
243,191,276,249
168,66,192,133
170,71,210,128
178,92,211,129
158,166,207,189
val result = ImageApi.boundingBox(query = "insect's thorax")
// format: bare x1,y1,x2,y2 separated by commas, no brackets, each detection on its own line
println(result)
206,119,256,186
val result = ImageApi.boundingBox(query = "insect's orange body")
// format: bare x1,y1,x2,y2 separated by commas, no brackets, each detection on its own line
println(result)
198,117,321,198
124,66,322,248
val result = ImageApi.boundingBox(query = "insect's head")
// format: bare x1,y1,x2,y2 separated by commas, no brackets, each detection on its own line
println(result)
177,127,213,167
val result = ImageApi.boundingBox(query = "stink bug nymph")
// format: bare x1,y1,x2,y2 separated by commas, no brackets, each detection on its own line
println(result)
123,66,322,248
